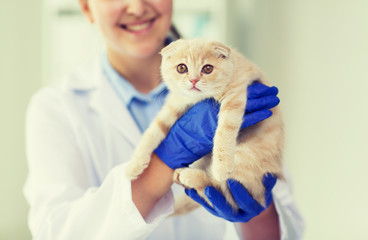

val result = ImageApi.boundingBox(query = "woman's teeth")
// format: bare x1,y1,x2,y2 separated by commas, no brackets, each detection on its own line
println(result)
124,21,152,32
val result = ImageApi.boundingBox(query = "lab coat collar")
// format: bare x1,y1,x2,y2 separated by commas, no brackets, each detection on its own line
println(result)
61,59,100,91
65,58,142,147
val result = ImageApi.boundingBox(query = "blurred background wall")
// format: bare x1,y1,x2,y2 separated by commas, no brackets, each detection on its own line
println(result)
1,0,367,239
236,1,368,239
0,1,42,239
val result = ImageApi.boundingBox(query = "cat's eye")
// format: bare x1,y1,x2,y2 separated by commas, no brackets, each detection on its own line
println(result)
177,64,188,74
202,65,214,74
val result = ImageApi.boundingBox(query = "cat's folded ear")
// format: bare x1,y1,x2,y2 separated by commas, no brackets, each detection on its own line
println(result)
160,39,185,59
212,41,231,59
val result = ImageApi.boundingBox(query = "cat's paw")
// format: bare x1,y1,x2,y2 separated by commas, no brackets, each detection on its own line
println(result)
125,162,143,180
173,169,183,185
174,168,196,188
125,154,151,180
174,168,209,189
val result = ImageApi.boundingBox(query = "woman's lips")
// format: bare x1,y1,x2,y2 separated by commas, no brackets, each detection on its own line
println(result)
120,18,155,33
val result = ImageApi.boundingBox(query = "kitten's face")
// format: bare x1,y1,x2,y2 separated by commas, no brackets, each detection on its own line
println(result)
160,39,234,99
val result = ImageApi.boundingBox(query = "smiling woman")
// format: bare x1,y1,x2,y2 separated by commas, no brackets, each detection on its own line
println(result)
78,0,173,93
80,0,172,58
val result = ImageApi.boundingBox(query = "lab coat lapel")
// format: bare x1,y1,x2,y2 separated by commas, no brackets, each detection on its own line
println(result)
89,60,142,147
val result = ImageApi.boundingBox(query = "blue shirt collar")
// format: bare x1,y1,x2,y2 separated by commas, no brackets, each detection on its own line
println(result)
101,53,167,106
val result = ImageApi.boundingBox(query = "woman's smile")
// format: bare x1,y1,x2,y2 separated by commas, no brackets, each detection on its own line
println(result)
120,18,156,34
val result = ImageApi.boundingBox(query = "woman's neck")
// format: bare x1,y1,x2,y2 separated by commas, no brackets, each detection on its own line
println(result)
107,50,162,94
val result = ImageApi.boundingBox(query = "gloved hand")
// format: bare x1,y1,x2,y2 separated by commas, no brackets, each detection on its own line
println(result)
154,82,279,169
185,173,277,222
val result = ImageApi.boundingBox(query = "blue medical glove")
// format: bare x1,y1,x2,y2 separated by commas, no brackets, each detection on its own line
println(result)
154,82,279,169
185,174,277,222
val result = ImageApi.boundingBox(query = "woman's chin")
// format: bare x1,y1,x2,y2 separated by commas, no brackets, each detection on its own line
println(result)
130,40,165,59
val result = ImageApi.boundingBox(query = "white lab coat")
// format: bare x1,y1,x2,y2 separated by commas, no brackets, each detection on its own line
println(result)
24,57,304,240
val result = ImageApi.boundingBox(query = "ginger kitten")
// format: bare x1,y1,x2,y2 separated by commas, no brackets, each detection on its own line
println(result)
125,39,284,213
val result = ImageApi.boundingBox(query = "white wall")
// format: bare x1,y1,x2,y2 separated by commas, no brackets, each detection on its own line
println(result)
232,0,368,239
0,1,42,239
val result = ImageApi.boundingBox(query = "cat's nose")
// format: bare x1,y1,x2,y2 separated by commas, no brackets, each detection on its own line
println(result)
190,79,199,86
